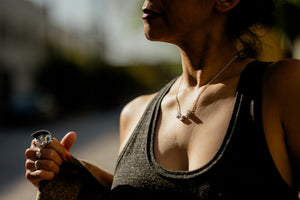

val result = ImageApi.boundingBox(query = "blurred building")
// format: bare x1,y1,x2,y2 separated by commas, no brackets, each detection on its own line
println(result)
0,0,105,124
0,0,50,122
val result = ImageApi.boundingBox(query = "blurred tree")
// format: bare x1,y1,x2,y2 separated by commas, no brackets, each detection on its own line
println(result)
276,0,300,42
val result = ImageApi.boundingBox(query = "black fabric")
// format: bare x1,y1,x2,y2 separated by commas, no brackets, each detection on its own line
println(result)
111,61,299,200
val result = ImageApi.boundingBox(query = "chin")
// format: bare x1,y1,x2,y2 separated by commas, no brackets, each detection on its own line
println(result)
143,19,165,39
143,23,153,37
144,29,159,41
144,33,159,41
143,26,169,43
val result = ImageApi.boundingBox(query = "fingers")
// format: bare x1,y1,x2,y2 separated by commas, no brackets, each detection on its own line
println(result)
46,138,70,162
25,150,57,188
25,145,62,187
25,168,55,188
25,132,76,188
60,131,77,152
25,159,60,175
25,147,63,166
29,132,76,162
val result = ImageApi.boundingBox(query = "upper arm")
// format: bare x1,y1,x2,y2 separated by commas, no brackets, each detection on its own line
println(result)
279,61,300,171
268,59,300,180
118,93,157,154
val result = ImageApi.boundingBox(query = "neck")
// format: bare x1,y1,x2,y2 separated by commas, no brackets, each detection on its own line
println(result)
178,33,240,88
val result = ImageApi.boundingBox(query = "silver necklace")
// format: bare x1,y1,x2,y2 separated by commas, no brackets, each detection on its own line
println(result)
176,55,238,122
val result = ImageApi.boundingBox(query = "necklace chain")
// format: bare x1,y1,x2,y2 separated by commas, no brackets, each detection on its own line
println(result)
176,55,238,122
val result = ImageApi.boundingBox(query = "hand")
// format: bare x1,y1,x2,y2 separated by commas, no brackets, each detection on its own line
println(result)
25,131,77,188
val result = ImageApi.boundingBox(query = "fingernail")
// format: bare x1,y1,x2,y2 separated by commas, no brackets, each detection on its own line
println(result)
66,154,72,161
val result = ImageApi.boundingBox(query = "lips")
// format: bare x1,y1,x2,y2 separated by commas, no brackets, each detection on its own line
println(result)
142,9,161,20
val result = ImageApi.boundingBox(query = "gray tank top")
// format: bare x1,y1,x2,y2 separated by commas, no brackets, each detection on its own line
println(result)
111,61,298,200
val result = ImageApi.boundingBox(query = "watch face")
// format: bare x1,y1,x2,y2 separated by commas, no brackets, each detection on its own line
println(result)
32,130,53,149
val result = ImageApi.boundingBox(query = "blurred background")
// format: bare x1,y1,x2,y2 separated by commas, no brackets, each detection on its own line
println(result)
0,0,300,199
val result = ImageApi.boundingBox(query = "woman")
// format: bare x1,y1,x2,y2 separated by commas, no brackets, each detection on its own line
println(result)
25,0,300,199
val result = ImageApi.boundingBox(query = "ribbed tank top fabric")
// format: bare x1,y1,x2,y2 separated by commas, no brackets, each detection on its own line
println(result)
111,61,299,200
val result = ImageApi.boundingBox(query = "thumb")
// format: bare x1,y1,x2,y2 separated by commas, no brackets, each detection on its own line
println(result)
60,131,77,152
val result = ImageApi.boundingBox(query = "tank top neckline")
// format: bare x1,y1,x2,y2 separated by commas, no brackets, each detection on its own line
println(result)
112,60,299,199
146,63,252,179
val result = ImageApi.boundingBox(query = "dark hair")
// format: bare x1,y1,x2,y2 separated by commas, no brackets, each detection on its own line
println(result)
226,0,276,58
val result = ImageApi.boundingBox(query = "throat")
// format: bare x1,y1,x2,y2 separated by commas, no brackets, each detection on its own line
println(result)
176,55,239,123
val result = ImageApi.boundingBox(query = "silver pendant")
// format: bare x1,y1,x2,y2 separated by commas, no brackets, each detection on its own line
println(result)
176,112,186,122
185,110,193,119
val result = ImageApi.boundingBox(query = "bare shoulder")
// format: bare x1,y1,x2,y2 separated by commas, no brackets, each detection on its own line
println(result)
264,58,300,122
264,58,300,181
118,93,157,154
264,59,300,89
263,59,300,102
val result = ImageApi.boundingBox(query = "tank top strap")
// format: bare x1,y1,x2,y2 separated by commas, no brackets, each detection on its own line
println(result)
114,77,177,172
238,60,271,94
236,60,272,124
151,78,178,107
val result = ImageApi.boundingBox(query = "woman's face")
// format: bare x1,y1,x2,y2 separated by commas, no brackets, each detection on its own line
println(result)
142,0,216,44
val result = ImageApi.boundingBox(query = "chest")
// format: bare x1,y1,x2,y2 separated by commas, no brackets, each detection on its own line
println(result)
154,94,237,171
